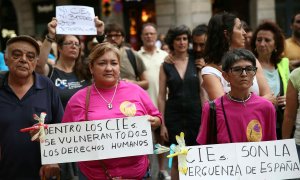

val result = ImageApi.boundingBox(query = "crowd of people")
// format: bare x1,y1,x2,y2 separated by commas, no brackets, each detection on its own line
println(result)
0,10,300,180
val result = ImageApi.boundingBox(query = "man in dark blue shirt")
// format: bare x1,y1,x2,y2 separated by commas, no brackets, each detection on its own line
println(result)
0,35,64,179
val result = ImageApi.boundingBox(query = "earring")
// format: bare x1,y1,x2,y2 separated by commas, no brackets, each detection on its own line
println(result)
274,48,277,53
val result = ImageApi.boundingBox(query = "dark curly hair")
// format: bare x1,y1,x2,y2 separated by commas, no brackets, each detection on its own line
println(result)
164,25,192,51
204,12,238,65
250,21,285,66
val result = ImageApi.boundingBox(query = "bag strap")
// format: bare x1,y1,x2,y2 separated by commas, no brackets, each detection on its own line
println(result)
208,100,217,144
48,64,55,79
221,97,233,143
85,86,92,121
125,49,138,78
85,86,115,180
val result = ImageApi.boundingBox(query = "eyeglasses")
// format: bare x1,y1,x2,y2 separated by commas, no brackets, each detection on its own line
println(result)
106,34,123,39
62,42,81,48
230,66,257,76
11,49,37,62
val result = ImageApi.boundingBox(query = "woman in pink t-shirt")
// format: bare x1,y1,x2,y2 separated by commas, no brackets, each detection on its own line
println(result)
62,42,162,180
197,48,276,145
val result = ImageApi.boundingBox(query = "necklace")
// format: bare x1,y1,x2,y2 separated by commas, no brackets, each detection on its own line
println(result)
94,83,118,110
227,92,252,107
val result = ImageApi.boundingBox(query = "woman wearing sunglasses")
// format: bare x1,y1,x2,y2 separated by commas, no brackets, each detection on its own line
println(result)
197,48,276,144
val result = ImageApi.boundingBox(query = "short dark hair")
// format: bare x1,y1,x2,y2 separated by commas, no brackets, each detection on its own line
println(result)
222,48,256,72
105,23,125,37
250,21,285,66
164,25,192,51
192,24,208,36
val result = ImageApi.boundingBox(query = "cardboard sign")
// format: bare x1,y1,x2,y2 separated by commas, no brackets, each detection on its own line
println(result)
180,139,300,180
56,5,96,35
41,116,153,164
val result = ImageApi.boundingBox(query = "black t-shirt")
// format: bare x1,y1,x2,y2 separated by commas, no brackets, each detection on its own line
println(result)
49,67,90,108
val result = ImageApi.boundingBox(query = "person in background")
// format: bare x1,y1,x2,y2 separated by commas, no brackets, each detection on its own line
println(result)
156,33,166,49
197,48,276,144
201,12,274,102
62,42,161,179
37,16,105,179
191,24,208,69
241,20,253,51
284,12,300,71
0,35,64,179
0,51,8,71
103,23,149,90
138,23,170,180
282,66,300,163
250,21,289,139
161,42,170,54
158,25,202,180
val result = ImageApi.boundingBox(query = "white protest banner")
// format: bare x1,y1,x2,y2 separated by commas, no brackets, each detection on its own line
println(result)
180,139,300,180
41,116,153,164
56,5,96,35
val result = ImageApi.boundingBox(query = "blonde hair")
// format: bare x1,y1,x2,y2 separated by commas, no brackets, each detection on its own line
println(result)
88,42,121,65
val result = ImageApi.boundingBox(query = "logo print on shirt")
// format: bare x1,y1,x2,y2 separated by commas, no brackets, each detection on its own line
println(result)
55,78,68,89
119,101,136,117
246,120,262,142
55,78,84,90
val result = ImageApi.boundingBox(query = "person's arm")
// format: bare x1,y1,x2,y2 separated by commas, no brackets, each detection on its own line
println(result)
202,73,224,100
36,18,57,76
282,80,298,138
39,164,60,179
157,64,168,142
148,115,161,130
95,16,105,43
199,71,208,106
136,71,149,90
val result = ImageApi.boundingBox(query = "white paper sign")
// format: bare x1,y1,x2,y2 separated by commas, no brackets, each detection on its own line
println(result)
41,116,153,164
180,139,300,180
56,5,96,35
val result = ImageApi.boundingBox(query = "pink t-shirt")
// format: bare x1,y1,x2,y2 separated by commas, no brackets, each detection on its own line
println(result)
62,81,162,179
197,93,276,144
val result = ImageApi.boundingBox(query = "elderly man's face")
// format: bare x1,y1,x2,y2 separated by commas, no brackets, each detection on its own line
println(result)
5,41,38,78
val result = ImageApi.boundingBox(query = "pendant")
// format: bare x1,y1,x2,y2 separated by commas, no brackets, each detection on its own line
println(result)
107,103,113,110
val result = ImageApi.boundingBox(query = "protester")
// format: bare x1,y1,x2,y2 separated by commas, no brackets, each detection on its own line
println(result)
284,12,300,71
282,67,300,162
103,23,149,89
0,35,64,179
158,25,202,180
37,17,104,108
138,23,170,180
62,42,161,179
37,16,104,179
202,12,274,102
250,21,289,139
197,48,277,144
161,42,170,54
191,24,208,69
